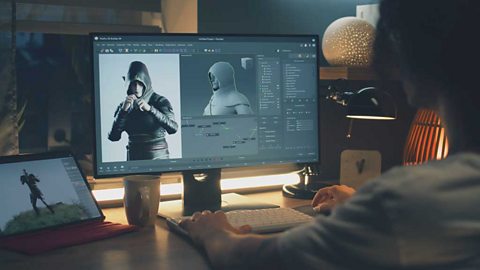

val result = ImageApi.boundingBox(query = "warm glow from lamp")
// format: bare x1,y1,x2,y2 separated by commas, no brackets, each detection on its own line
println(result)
221,173,299,190
403,109,449,166
346,115,396,120
92,173,300,202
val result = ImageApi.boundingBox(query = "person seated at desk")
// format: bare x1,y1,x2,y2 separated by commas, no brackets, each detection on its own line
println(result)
180,0,480,269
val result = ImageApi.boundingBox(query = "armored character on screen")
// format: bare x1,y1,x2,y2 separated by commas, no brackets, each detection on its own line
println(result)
203,62,254,116
108,61,178,160
20,169,55,215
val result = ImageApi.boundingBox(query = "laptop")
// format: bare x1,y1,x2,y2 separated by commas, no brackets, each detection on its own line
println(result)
0,151,135,254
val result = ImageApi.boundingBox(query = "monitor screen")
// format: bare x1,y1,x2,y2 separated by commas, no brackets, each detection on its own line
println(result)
91,34,319,177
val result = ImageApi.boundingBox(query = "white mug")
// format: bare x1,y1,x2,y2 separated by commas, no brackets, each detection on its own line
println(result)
123,175,160,227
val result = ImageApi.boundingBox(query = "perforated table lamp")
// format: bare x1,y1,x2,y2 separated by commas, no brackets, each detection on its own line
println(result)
282,85,397,199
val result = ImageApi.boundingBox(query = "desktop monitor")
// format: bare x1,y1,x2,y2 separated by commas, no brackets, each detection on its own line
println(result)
91,33,319,212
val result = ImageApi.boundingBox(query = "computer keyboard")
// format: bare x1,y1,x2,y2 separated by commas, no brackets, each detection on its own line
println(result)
167,207,314,235
225,207,314,233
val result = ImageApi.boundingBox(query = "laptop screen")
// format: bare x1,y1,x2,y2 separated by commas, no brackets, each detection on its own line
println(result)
0,154,103,237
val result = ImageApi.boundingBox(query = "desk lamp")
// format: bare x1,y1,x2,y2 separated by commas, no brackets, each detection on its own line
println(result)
327,85,397,120
282,84,397,199
403,108,448,165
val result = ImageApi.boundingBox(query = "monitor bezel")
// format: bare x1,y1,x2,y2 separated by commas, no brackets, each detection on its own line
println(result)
90,32,320,179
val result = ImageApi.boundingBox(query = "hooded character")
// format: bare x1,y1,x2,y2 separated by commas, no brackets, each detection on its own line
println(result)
20,169,54,215
108,61,178,160
203,62,253,116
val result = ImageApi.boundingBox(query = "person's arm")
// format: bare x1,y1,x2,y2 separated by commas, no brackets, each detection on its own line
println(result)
234,104,254,115
181,176,400,270
180,211,283,270
108,104,128,141
203,231,280,269
147,97,178,134
232,93,253,115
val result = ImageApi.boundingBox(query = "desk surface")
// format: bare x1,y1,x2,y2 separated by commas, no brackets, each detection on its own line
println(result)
0,191,310,270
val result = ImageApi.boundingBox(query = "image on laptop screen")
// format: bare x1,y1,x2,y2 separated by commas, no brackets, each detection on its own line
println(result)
0,156,102,237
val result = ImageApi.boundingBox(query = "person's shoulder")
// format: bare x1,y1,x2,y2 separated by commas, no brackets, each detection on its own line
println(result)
382,152,480,184
363,153,480,233
367,152,480,200
150,92,171,105
226,91,250,106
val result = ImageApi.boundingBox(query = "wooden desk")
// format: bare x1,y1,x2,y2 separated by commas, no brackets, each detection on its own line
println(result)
0,191,310,270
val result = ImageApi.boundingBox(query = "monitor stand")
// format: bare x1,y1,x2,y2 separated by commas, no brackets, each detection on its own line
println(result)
158,168,279,219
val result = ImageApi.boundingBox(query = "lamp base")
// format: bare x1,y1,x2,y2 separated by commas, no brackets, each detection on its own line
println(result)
282,181,332,200
282,183,316,199
283,164,333,199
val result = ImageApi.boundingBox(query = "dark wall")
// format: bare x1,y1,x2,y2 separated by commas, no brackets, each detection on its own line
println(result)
199,0,378,66
199,0,417,180
317,80,415,180
16,33,92,155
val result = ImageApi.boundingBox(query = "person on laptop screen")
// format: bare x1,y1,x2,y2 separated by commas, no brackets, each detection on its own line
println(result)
0,155,104,237
20,169,55,216
180,1,480,269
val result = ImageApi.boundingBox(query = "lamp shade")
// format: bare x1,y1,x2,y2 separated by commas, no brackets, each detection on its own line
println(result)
403,109,449,166
322,17,376,67
346,87,396,120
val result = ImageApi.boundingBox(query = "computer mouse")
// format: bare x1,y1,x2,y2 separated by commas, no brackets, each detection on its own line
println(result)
313,206,331,216
293,205,330,217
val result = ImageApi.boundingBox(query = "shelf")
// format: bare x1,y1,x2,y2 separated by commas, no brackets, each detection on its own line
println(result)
319,66,378,81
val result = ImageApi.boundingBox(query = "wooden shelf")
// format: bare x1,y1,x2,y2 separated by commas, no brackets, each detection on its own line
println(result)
319,66,378,81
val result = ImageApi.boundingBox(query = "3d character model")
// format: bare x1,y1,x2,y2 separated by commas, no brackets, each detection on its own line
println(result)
108,61,178,160
20,169,55,215
203,62,254,116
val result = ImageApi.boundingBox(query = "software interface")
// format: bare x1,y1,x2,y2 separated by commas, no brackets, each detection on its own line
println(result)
92,35,319,176
0,157,102,236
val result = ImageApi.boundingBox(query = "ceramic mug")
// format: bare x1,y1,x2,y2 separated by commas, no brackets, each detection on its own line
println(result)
123,175,160,227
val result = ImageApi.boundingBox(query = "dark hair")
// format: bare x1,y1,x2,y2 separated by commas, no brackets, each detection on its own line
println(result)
373,0,480,151
373,0,480,102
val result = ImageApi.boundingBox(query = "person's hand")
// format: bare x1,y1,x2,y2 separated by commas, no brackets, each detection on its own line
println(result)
179,210,251,247
311,185,356,213
137,99,151,112
122,95,137,111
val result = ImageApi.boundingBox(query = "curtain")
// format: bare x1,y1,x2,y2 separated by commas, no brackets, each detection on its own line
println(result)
0,0,20,155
